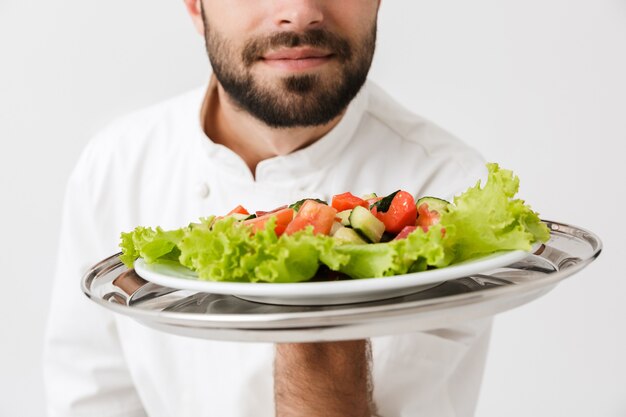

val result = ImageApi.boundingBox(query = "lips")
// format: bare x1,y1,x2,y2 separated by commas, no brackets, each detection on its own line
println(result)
260,47,334,71
262,47,332,61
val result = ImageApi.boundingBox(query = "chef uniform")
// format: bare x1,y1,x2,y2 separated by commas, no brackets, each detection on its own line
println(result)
44,79,492,417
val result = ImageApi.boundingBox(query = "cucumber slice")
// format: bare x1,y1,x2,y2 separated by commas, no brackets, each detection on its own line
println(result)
333,226,367,244
349,206,385,243
330,221,343,236
361,193,378,200
336,210,352,226
416,197,450,213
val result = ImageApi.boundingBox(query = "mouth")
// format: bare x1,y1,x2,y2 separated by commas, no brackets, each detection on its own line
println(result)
260,47,335,71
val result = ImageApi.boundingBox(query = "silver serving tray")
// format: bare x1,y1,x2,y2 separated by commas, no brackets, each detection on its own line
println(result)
81,221,601,343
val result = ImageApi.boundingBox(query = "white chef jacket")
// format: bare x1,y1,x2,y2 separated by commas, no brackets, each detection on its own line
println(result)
44,79,492,417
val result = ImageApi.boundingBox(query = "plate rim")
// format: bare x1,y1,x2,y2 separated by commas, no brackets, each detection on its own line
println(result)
133,246,537,298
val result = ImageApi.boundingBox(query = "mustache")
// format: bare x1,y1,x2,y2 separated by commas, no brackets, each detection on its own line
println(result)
242,29,352,66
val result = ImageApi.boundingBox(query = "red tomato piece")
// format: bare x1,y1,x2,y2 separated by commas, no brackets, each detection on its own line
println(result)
331,192,369,212
243,208,294,236
371,191,418,234
393,225,418,240
226,205,249,216
284,200,338,236
416,202,441,232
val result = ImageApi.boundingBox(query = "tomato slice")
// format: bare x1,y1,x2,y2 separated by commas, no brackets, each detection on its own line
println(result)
416,202,441,232
243,208,294,236
331,192,369,212
226,205,249,216
371,191,417,234
284,200,338,236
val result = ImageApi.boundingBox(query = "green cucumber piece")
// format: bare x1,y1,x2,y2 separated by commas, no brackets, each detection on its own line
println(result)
349,206,385,243
416,197,450,213
330,221,343,236
333,226,367,244
336,210,352,226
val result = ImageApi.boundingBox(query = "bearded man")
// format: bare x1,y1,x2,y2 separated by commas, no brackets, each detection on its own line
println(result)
44,1,491,416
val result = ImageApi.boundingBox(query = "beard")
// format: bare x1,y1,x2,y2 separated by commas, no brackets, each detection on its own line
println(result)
201,9,376,128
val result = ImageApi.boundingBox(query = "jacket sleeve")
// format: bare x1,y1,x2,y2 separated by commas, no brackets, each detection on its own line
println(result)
43,143,147,417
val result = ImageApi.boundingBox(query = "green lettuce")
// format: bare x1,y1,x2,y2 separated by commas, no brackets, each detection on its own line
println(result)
334,224,449,279
439,163,550,263
163,216,349,283
119,226,186,267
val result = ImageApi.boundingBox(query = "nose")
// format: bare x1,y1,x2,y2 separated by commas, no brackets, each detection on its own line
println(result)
273,0,325,31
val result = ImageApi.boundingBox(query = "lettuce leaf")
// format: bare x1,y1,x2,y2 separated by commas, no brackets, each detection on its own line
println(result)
119,226,185,268
334,224,449,279
177,217,349,283
439,163,550,263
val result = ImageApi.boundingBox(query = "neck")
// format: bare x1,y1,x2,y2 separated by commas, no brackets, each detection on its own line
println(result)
202,78,343,176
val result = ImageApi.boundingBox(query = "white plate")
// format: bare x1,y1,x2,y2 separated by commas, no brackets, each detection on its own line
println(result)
133,246,538,306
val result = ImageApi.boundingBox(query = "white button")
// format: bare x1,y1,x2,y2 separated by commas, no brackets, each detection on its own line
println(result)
196,182,210,199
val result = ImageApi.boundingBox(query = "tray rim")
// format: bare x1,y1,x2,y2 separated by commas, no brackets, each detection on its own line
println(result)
81,220,602,331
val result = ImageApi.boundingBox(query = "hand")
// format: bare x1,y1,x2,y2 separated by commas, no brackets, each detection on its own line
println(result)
274,339,376,417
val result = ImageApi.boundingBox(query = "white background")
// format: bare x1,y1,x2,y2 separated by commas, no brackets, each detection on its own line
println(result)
1,1,624,416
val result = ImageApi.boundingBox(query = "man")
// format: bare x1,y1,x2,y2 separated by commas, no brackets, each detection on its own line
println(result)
44,1,491,416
